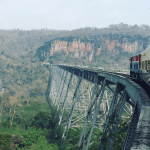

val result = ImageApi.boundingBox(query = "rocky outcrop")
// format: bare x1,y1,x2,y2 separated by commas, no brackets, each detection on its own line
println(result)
36,34,150,62
50,39,94,61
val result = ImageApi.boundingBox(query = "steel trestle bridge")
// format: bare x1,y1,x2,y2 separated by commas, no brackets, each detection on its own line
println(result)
46,64,150,150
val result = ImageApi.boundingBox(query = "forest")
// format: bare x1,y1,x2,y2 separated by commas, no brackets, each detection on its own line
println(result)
0,23,149,149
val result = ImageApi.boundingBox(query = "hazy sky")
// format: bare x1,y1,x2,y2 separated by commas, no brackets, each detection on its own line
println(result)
0,0,150,30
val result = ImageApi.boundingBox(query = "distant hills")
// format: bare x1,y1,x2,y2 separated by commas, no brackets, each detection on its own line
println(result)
1,23,150,70
35,23,150,70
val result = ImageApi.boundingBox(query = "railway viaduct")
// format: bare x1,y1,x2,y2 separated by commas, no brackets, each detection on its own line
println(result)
46,64,150,150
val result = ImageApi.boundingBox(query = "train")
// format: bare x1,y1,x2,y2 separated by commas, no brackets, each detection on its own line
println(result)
130,46,150,86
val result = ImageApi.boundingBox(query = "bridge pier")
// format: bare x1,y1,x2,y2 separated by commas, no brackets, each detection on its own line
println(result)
85,79,107,150
62,71,84,139
54,69,65,106
98,83,123,148
59,69,74,125
78,73,99,149
57,69,68,110
49,66,60,106
78,76,108,149
122,104,140,150
107,90,128,150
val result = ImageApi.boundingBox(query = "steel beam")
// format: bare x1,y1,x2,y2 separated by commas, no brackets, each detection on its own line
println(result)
78,76,107,149
107,90,128,150
85,79,107,150
62,70,84,139
59,69,74,125
78,73,99,148
57,70,69,110
54,69,65,106
98,83,125,150
122,104,140,150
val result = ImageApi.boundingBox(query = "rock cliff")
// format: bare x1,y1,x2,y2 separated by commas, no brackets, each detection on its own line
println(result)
36,34,150,63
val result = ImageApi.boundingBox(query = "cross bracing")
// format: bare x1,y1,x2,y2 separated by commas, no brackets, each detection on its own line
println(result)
46,65,150,150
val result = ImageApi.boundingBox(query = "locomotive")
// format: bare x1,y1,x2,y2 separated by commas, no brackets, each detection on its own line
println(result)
130,46,150,86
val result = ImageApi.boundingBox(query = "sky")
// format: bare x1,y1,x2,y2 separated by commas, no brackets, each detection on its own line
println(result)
0,0,150,30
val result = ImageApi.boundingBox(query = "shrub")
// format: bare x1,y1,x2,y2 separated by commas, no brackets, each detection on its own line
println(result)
28,136,59,150
0,133,13,150
31,111,54,129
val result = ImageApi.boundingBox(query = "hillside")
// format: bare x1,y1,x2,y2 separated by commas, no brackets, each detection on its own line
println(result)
36,24,150,70
0,23,150,95
0,29,70,58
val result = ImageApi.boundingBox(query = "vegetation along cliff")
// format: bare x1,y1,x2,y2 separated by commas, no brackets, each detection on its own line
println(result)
36,23,150,70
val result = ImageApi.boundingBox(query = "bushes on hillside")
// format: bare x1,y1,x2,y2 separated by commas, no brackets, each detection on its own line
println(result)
31,111,53,129
0,133,13,150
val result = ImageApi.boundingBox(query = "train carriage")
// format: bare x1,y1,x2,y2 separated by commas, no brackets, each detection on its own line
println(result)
130,46,150,86
130,54,141,79
140,47,150,72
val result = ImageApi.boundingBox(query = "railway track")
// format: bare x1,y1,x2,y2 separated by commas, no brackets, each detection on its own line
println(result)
107,71,150,99
132,79,150,98
93,69,150,99
111,72,150,99
59,65,150,99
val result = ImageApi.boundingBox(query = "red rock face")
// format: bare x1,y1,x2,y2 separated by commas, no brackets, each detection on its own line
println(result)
50,39,94,61
49,38,142,61
101,38,139,53
50,40,68,55
122,41,138,53
105,39,116,52
96,47,102,55
79,42,85,56
98,38,139,54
